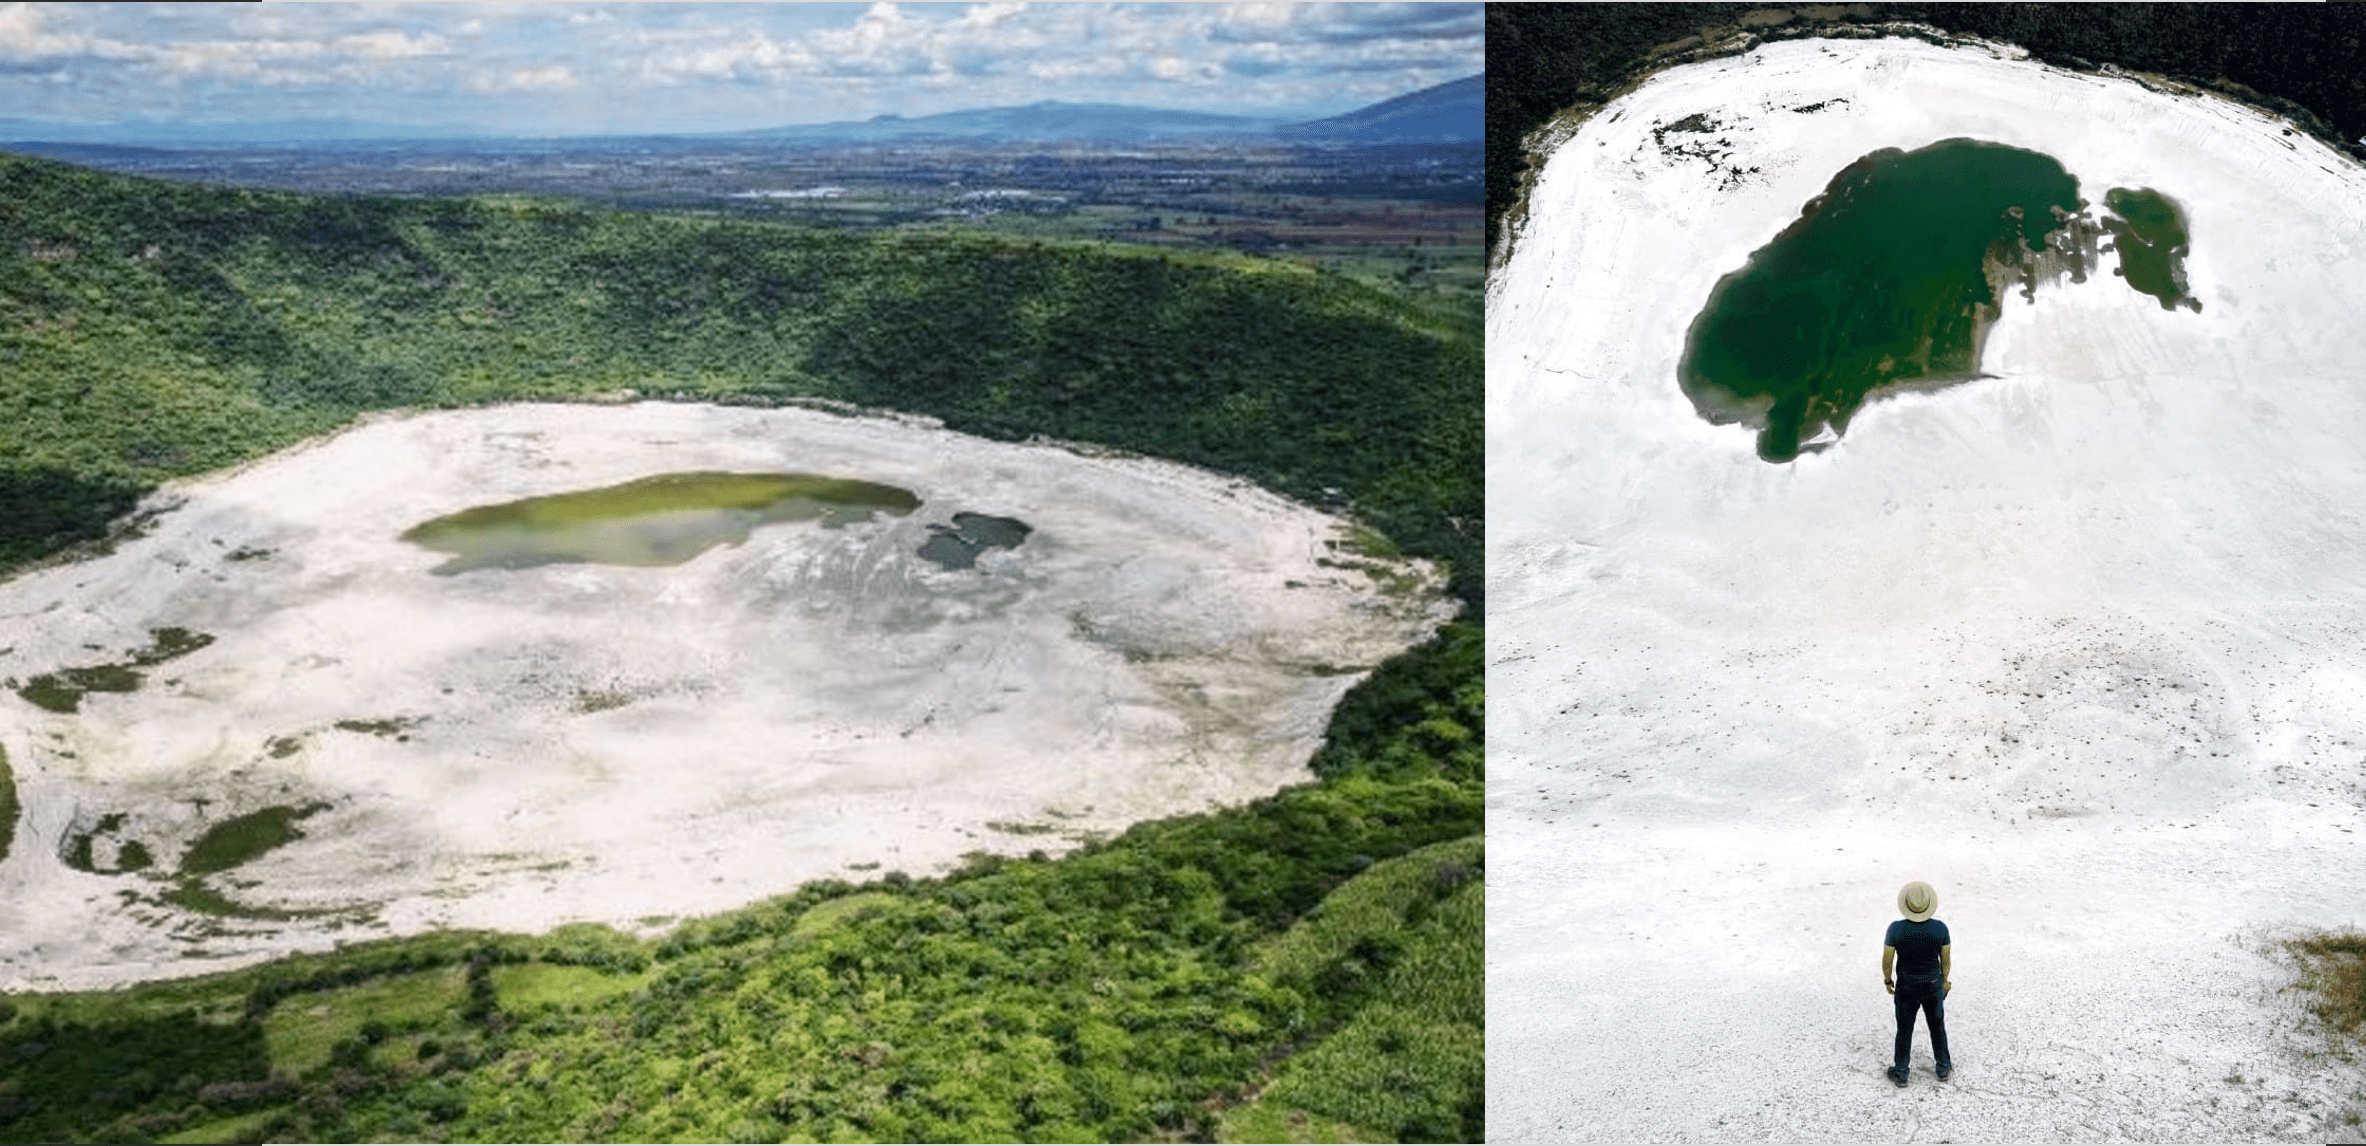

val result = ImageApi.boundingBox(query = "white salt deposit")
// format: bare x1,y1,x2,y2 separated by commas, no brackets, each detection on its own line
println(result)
1490,35,2366,1141
0,402,1450,990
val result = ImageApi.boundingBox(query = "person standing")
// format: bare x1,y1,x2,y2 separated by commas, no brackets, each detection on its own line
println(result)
1883,880,1952,1086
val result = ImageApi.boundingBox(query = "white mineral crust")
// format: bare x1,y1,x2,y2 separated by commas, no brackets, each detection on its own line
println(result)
1490,35,2366,1141
0,402,1450,990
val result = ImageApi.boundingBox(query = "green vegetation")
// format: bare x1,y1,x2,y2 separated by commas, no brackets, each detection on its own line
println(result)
329,718,415,739
261,968,469,1077
161,800,346,921
179,803,329,876
2286,931,2366,1044
1219,837,1484,1142
0,152,1478,603
788,891,905,940
12,628,215,714
486,963,652,1013
0,151,1481,1141
16,663,141,714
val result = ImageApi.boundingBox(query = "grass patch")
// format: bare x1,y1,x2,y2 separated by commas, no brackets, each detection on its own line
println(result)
986,820,1061,836
180,803,331,876
787,891,903,941
2286,930,2366,1042
16,664,141,713
331,717,417,739
488,964,651,1012
1342,524,1401,560
261,966,468,1078
159,879,310,921
157,1108,281,1145
570,690,632,714
10,629,214,714
131,626,215,666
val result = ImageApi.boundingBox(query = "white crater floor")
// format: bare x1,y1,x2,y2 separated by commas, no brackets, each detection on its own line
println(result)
1490,35,2366,1142
0,402,1450,990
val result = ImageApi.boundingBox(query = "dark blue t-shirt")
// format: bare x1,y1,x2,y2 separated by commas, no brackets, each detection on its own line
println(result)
1885,918,1950,982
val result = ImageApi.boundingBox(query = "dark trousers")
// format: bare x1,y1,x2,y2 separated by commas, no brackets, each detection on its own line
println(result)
1893,978,1950,1068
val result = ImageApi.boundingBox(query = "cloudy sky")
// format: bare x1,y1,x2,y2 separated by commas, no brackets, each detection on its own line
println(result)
0,2,1480,136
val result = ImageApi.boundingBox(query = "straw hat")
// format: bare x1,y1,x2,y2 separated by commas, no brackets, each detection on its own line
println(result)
1898,881,1938,922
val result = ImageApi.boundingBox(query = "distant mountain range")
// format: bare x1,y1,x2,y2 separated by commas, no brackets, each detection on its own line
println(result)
732,102,1287,144
0,75,1478,148
1281,74,1482,144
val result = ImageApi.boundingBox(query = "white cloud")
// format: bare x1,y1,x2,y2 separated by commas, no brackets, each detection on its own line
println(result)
469,63,580,94
0,3,98,60
0,3,1480,134
336,29,449,61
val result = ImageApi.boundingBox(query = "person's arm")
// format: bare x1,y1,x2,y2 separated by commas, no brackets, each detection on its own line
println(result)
1882,945,1896,994
1940,944,1951,993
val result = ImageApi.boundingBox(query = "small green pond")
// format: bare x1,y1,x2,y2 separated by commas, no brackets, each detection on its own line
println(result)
402,472,920,574
1678,138,2197,462
2099,187,2201,312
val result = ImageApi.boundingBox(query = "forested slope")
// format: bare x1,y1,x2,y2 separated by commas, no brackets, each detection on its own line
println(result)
0,153,1478,601
0,153,1482,1143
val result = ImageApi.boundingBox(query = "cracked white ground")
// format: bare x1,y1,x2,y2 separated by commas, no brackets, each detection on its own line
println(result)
0,402,1450,991
1489,35,2366,1142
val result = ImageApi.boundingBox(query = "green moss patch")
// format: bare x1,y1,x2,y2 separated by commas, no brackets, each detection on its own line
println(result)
13,628,214,713
331,717,418,739
180,803,331,876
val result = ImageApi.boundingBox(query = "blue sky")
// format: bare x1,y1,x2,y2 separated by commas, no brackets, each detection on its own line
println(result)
0,2,1481,136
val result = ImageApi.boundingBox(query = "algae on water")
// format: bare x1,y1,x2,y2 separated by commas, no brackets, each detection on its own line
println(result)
401,471,921,574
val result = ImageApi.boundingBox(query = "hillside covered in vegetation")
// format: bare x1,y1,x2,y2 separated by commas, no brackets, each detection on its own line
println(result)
0,152,1481,1143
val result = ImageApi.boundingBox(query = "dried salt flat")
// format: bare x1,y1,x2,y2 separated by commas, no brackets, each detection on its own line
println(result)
1489,34,2366,1142
0,402,1451,990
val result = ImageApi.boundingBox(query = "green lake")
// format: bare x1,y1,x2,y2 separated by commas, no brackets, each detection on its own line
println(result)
402,471,921,574
1678,138,2197,462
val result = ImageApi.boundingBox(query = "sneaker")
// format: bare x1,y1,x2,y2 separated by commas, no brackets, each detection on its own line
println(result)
1936,1062,1953,1081
1886,1066,1909,1087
